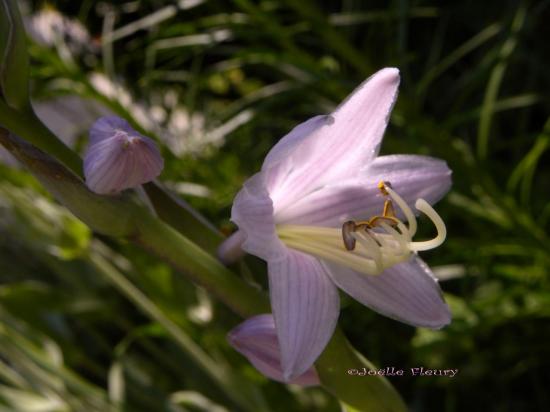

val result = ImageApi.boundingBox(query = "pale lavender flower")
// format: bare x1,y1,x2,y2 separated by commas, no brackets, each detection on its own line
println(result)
225,68,452,380
84,116,163,194
228,314,320,387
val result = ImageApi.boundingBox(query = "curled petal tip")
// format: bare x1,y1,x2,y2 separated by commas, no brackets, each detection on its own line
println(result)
228,314,321,387
84,116,163,195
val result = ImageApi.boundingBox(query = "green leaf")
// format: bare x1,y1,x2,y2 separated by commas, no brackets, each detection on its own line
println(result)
0,0,30,110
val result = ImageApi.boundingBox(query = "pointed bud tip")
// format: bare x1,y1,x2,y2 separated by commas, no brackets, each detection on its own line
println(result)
84,116,164,195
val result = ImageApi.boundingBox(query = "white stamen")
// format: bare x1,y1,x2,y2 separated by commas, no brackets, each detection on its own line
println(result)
278,226,381,274
276,186,447,276
396,221,411,241
378,222,408,253
353,231,383,273
385,186,417,237
409,199,447,252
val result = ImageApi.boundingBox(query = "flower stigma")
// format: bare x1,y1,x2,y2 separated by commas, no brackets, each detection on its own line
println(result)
276,181,447,276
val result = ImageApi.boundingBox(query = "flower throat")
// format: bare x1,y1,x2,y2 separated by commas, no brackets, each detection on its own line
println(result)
276,181,447,276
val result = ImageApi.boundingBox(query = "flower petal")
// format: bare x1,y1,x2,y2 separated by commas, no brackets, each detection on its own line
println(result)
262,115,334,203
230,173,287,262
84,120,163,194
268,250,340,379
323,256,451,328
228,314,320,387
271,68,401,213
275,154,452,226
89,115,134,146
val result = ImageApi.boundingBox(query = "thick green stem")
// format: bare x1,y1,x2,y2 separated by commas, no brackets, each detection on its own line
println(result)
144,181,223,253
134,211,270,317
0,102,82,176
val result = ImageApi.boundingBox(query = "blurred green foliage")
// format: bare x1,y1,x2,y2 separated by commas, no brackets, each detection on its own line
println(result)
1,0,550,411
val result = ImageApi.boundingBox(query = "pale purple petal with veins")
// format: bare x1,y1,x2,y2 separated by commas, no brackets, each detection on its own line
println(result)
228,314,320,387
269,68,401,213
275,155,452,226
84,116,163,194
268,250,340,379
323,257,451,329
231,173,287,262
261,115,334,201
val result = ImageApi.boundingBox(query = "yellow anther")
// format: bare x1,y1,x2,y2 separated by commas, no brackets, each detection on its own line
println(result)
378,180,392,196
368,215,400,228
342,180,404,252
342,182,399,247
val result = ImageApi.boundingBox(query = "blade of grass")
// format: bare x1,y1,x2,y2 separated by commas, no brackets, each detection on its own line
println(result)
445,93,541,129
507,119,550,206
102,0,207,43
417,22,501,97
477,3,527,159
284,0,373,77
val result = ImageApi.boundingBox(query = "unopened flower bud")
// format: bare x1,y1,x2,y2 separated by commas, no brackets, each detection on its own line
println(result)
84,116,163,195
228,314,320,387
